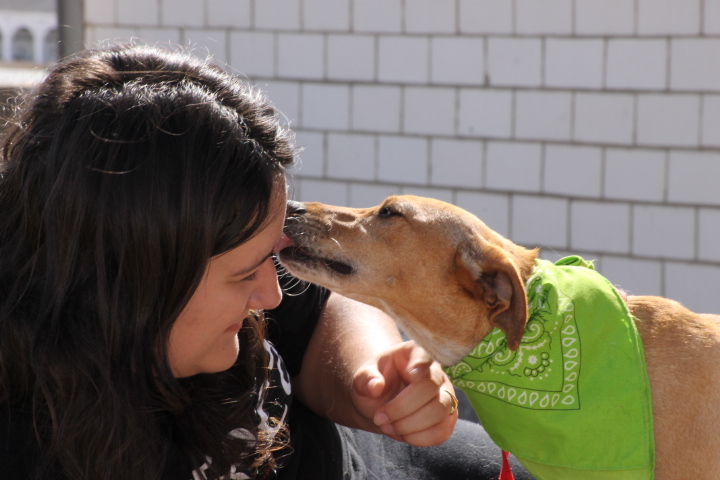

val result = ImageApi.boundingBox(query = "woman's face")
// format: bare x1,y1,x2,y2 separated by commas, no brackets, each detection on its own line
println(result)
168,190,287,378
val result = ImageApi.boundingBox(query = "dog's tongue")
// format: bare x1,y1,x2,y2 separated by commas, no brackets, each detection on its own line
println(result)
274,233,296,253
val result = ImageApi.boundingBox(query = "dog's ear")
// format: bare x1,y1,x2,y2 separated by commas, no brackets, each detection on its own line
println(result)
455,240,528,350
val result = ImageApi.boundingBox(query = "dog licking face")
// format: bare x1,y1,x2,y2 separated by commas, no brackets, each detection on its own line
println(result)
278,195,537,365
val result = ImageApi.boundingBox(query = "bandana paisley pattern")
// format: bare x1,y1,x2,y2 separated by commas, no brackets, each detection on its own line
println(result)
446,259,582,410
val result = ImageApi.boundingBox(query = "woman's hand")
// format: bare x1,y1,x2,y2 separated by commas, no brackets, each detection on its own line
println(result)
352,340,459,447
293,293,457,446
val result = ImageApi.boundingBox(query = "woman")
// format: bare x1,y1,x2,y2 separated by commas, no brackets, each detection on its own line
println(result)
0,45,533,479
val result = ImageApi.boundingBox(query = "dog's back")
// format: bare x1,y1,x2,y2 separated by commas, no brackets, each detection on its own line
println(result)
629,296,720,479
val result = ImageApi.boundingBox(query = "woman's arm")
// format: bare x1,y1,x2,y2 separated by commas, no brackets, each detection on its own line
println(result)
292,292,458,447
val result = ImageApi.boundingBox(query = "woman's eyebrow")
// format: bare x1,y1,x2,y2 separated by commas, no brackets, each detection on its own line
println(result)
230,249,274,277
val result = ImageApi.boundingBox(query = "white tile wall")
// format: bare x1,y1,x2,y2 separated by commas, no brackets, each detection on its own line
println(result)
670,39,720,92
85,0,720,312
544,38,604,89
84,0,115,24
636,94,700,147
667,151,720,205
458,89,513,138
351,85,402,133
487,38,542,87
377,136,428,185
277,34,324,79
349,183,401,208
485,142,543,192
296,178,348,204
603,148,666,202
515,91,572,141
378,36,429,84
207,0,251,29
161,0,204,28
543,145,602,197
303,0,350,32
353,0,402,33
701,95,720,147
405,0,456,34
327,35,375,82
705,0,720,34
598,256,663,296
570,201,630,254
327,133,376,181
230,31,275,77
511,195,569,249
632,205,695,260
429,139,483,188
574,0,635,35
459,0,513,34
254,0,300,30
292,130,324,177
665,262,720,313
430,37,484,85
117,0,159,26
637,0,701,36
606,39,667,91
574,93,634,145
300,83,350,130
260,80,301,125
698,209,720,263
515,0,573,35
403,87,456,136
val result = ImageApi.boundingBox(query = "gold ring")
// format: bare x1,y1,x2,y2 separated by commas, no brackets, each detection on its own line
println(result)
442,388,459,415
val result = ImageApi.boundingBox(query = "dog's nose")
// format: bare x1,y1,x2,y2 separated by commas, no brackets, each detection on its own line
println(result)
286,200,307,216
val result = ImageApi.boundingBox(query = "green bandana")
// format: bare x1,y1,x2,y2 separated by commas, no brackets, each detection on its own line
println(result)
445,256,655,480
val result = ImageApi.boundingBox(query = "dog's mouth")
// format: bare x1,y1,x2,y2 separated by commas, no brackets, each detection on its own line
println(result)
279,245,355,276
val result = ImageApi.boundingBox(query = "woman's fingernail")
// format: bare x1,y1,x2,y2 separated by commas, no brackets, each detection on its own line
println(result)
368,378,380,391
382,423,395,435
375,413,389,426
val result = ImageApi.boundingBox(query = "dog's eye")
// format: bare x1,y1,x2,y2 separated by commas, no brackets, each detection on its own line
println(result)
378,206,402,218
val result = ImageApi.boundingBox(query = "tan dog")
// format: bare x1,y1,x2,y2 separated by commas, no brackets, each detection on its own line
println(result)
278,195,720,480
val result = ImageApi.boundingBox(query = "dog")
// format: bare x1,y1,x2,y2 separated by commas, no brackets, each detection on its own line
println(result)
277,195,720,480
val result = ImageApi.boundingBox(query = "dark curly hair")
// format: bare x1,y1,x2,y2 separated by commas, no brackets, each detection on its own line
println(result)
0,44,294,479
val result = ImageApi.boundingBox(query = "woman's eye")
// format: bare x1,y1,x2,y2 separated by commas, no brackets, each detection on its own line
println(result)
238,254,275,282
241,271,259,282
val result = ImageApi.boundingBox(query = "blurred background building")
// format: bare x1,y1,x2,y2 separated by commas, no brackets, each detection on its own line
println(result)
4,0,720,315
0,0,56,106
0,0,57,63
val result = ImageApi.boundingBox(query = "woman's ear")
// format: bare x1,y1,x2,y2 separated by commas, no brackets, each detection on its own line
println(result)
455,239,529,350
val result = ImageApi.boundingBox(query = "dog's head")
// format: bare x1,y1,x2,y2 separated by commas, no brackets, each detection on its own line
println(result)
278,195,537,365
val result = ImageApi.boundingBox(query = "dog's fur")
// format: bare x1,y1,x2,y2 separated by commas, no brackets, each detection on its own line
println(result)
278,195,720,479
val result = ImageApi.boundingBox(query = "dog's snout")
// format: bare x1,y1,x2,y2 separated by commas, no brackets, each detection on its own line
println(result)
333,211,358,223
286,200,307,217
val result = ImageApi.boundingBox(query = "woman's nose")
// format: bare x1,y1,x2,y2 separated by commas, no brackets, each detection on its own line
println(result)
247,257,283,310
